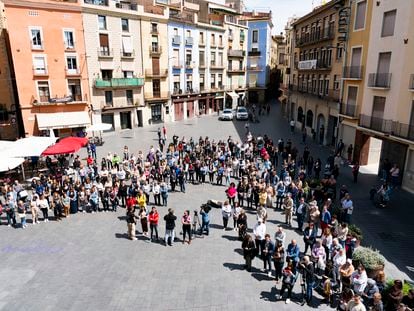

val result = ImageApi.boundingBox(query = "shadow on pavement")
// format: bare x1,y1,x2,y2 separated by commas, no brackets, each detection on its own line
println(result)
223,262,245,271
234,248,243,256
251,272,274,282
259,287,278,302
221,234,239,241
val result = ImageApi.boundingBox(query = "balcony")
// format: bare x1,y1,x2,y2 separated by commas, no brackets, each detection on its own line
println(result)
185,37,194,46
210,63,224,70
172,62,182,69
84,0,108,6
340,103,358,118
228,50,245,58
32,67,48,76
199,40,205,47
145,69,168,78
368,73,392,88
227,67,245,74
65,68,81,76
296,26,335,47
172,35,181,45
185,61,193,69
98,47,113,58
248,50,261,57
94,78,144,89
121,49,135,59
343,66,363,80
247,65,262,71
409,74,414,90
170,12,194,23
115,2,137,10
144,91,169,100
151,26,159,34
248,82,265,88
149,46,162,56
360,114,414,141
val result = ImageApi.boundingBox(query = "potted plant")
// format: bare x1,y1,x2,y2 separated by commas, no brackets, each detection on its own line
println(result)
352,246,385,278
348,224,364,242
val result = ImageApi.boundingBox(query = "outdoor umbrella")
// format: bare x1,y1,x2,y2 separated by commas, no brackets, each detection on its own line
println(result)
42,137,88,156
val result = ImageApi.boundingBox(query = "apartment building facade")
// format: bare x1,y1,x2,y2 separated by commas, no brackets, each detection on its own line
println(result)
338,0,373,162
242,11,273,105
4,0,91,137
0,0,18,139
291,0,346,146
82,0,156,130
355,0,414,193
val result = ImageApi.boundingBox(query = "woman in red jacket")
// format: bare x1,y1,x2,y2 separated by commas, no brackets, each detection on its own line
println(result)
226,182,237,206
148,206,159,242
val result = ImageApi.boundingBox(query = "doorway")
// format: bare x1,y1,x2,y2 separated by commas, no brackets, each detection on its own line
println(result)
120,111,132,129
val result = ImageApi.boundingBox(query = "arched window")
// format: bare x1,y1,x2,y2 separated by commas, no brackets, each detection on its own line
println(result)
306,110,314,128
297,107,304,123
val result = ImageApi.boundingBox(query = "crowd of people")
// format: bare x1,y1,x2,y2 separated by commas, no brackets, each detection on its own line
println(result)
0,120,411,311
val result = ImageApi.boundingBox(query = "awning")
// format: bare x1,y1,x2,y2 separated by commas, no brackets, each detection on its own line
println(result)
226,91,239,100
42,137,88,156
122,36,133,54
36,111,90,130
85,123,112,132
0,137,57,158
0,157,25,172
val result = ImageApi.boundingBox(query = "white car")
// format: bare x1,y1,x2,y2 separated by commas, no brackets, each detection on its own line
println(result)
236,106,249,120
219,109,234,121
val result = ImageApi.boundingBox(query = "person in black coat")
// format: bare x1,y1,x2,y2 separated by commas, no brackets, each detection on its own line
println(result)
164,208,177,246
262,234,275,277
242,234,256,272
300,256,315,305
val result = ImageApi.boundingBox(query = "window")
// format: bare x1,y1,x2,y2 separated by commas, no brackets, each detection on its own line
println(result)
126,90,133,105
99,34,110,55
218,52,223,67
63,30,75,49
336,44,343,59
153,79,160,96
199,51,205,67
211,33,215,45
66,55,78,74
371,96,386,131
381,10,397,37
104,91,113,106
186,30,191,38
186,74,193,91
185,51,192,66
199,32,204,44
98,15,107,30
354,0,367,30
122,36,133,56
210,74,215,89
174,28,178,36
200,74,205,90
173,75,180,93
151,36,159,53
333,75,340,90
218,74,223,88
211,52,216,66
101,70,112,80
252,30,258,43
30,27,43,49
68,79,82,101
240,29,245,42
121,18,129,32
123,71,134,78
37,81,50,102
151,23,158,33
306,110,313,127
219,34,223,45
151,104,162,121
0,104,8,122
324,76,329,95
33,56,46,74
346,86,358,115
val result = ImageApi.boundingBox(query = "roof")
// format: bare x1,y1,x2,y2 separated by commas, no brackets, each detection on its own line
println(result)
292,0,343,27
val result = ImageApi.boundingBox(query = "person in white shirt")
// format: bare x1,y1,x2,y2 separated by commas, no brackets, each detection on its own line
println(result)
253,218,266,257
341,193,354,224
221,200,232,230
117,167,126,181
152,181,161,206
274,226,286,247
332,248,346,286
351,265,368,295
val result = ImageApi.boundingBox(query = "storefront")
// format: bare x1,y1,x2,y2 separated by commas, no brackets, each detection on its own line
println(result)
36,111,90,137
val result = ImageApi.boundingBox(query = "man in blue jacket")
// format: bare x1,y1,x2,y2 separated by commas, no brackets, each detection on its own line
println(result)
286,239,300,271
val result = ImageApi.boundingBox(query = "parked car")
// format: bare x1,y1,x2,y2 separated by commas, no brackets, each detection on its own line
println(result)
219,109,234,121
236,106,249,120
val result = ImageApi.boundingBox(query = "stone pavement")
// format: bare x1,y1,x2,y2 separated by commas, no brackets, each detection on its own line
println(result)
0,101,412,311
